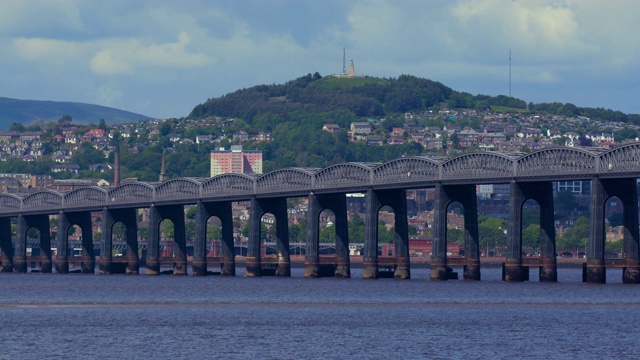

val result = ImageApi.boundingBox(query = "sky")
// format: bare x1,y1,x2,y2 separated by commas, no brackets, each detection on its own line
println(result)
1,0,639,119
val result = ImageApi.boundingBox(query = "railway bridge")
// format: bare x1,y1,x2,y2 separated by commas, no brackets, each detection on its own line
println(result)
1,145,640,284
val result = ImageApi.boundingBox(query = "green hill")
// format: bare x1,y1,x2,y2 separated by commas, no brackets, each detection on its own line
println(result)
0,97,152,129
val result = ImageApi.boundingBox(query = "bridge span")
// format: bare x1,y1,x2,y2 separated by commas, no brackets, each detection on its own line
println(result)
1,145,640,283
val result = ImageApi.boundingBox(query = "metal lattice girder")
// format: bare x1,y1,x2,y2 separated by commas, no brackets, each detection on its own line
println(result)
107,182,154,205
517,147,601,179
314,163,377,190
154,178,202,201
202,173,257,198
0,193,21,215
442,152,518,181
373,156,441,185
64,187,108,209
1,146,640,216
22,190,63,209
600,143,640,176
256,168,318,194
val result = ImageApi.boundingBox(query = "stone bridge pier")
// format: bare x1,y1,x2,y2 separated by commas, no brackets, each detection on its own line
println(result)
99,207,138,275
430,184,480,281
15,214,52,274
305,193,350,278
362,189,410,280
55,211,94,274
194,201,235,276
588,178,640,284
0,218,13,272
505,181,557,282
147,204,187,275
247,197,290,277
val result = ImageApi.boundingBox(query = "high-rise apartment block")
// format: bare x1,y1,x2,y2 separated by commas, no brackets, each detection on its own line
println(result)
210,145,262,177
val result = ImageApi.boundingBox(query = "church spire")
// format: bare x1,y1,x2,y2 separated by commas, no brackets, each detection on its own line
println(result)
159,154,167,182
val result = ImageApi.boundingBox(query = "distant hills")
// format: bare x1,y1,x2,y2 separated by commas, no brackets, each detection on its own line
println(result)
0,97,152,130
190,73,638,124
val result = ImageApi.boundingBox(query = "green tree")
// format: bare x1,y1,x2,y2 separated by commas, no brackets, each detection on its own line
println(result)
448,228,464,244
522,224,540,249
557,216,589,250
71,142,106,169
207,224,222,241
348,213,365,243
479,216,507,248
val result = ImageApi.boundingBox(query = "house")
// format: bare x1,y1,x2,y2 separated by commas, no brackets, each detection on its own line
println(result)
322,124,340,133
90,163,113,172
366,135,384,146
52,164,81,174
254,132,272,143
233,131,249,143
196,135,213,144
350,122,372,135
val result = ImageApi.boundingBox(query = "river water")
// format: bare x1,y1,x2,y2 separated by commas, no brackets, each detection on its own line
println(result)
1,267,638,359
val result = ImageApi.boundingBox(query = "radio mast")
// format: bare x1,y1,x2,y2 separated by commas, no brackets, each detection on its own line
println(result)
342,47,346,75
509,47,512,97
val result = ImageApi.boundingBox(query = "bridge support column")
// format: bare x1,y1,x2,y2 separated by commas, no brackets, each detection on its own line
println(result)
333,195,351,278
247,197,263,277
57,211,94,274
15,215,52,273
431,184,448,280
304,193,320,278
147,205,161,275
618,179,640,284
430,184,480,280
459,185,480,281
505,180,525,282
194,201,235,276
272,199,291,277
305,193,351,278
588,178,607,283
374,189,410,280
0,217,13,273
588,178,640,284
248,197,291,277
148,205,187,275
99,208,112,274
537,182,557,282
363,189,379,279
55,211,70,274
100,208,138,275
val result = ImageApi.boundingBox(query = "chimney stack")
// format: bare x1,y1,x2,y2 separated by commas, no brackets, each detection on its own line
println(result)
114,146,120,187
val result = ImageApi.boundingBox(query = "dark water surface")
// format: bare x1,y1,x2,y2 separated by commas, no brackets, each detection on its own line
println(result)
1,267,639,359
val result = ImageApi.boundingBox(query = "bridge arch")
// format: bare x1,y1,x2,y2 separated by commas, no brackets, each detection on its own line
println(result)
155,178,202,201
202,173,256,199
373,157,441,186
63,187,108,209
517,147,601,179
256,168,317,194
314,163,376,190
0,193,22,215
599,142,640,175
442,152,517,181
108,182,155,205
22,190,63,210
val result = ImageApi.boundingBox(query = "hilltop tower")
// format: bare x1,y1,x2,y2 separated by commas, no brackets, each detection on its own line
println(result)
348,60,356,77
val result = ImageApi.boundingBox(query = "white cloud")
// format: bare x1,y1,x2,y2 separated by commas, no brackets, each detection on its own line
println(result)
90,32,209,76
2,0,640,118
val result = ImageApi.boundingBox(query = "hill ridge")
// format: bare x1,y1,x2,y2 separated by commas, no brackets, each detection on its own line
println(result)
0,97,152,129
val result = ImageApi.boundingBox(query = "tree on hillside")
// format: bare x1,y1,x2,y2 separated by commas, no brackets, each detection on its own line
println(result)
58,114,72,124
557,216,589,250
